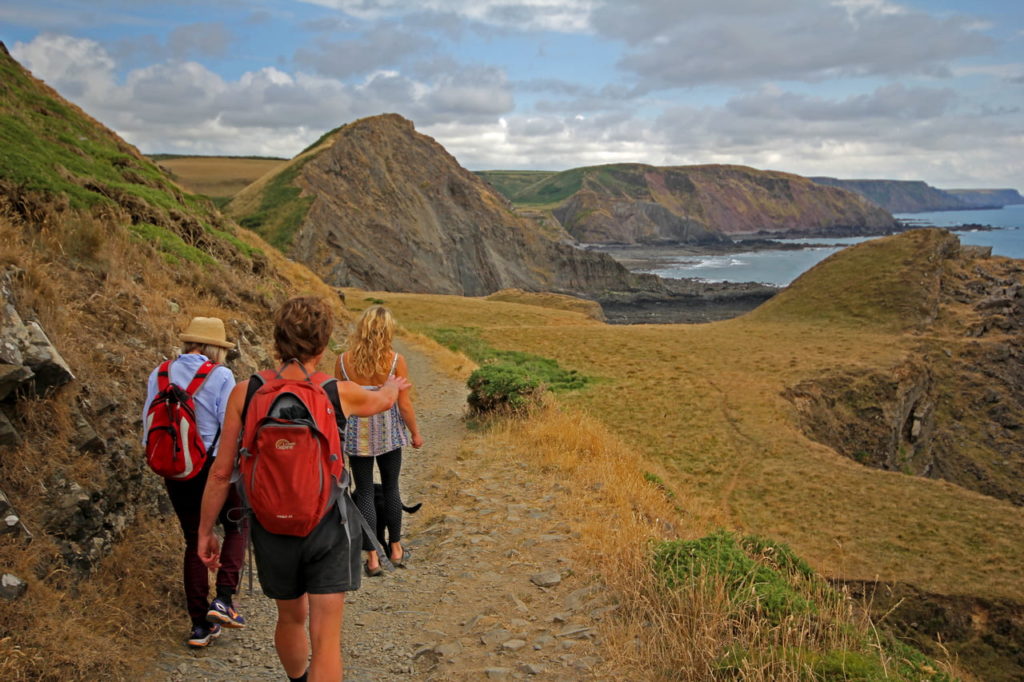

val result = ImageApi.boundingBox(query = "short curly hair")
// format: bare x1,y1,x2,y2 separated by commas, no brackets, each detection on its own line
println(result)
273,296,333,362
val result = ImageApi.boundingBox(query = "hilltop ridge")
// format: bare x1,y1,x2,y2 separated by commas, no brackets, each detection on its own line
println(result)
228,114,672,299
478,164,897,244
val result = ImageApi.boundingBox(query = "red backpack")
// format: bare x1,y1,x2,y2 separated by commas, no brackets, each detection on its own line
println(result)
144,359,219,480
237,362,345,537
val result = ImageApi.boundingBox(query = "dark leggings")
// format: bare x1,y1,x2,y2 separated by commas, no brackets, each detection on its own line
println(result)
165,457,246,627
350,448,403,552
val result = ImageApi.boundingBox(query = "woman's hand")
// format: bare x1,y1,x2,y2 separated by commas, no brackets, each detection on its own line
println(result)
411,433,424,448
198,530,222,570
383,375,412,393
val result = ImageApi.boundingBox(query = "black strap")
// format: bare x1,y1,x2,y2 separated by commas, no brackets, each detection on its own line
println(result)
335,477,394,572
239,373,266,428
321,377,347,433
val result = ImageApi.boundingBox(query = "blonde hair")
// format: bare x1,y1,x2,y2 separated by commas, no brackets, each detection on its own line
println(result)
347,305,395,378
183,342,228,364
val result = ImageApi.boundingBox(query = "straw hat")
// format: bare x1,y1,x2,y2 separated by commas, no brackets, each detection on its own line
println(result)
179,317,234,348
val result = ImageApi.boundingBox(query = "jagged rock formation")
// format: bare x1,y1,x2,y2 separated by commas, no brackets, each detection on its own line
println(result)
945,188,1024,208
779,230,1024,506
229,114,668,299
810,177,969,213
478,164,897,244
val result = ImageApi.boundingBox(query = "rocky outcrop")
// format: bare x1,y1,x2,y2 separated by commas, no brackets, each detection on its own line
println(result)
811,177,968,213
1,268,74,399
783,240,1024,506
233,115,667,300
520,164,897,243
839,580,1024,682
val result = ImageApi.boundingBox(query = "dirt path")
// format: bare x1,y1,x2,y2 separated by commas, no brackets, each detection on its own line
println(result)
145,339,614,681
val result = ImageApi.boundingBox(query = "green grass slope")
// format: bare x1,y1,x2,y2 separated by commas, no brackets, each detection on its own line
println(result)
750,228,957,330
474,170,557,199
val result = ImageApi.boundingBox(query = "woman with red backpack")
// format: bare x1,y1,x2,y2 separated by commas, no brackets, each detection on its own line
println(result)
197,297,410,682
141,316,246,648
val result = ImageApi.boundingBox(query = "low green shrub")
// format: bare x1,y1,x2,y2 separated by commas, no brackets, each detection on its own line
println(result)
466,364,543,414
653,529,818,625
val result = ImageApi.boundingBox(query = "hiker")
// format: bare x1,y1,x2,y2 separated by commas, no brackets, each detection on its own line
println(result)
141,316,246,648
197,296,410,682
336,305,423,577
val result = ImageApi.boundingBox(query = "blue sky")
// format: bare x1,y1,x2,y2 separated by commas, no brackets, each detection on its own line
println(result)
4,0,1023,189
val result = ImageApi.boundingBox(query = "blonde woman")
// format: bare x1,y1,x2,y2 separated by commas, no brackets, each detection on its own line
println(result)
336,305,423,575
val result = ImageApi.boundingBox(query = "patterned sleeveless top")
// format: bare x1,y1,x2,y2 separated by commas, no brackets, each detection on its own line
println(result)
338,351,410,457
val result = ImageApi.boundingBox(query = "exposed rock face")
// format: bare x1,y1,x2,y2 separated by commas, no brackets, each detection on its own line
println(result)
531,164,897,243
256,115,665,299
783,240,1024,506
810,177,968,213
0,268,74,399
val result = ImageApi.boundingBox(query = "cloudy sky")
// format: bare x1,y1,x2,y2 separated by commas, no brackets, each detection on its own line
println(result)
5,0,1023,189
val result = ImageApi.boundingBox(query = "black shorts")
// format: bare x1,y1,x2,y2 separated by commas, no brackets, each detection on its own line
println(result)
251,495,363,600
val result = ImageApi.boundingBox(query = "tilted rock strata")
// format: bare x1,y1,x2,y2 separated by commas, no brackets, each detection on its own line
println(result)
278,115,666,298
537,164,898,244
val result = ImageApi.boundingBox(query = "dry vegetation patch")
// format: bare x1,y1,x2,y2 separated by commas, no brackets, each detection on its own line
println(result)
153,157,286,199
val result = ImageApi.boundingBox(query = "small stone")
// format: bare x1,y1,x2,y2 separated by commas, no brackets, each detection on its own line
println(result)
177,663,189,674
0,573,27,600
557,625,595,639
501,639,527,651
413,645,436,660
530,571,561,588
519,663,544,675
485,668,512,679
481,628,513,646
532,634,555,650
434,641,463,658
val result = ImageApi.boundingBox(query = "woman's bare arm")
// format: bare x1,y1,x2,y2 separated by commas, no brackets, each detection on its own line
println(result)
198,380,247,569
394,354,423,448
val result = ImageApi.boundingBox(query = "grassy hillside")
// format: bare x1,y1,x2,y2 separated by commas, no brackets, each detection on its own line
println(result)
0,45,351,680
225,130,338,250
750,228,955,330
474,170,557,199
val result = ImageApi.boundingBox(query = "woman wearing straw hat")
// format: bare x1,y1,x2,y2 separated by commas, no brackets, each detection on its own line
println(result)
141,316,246,648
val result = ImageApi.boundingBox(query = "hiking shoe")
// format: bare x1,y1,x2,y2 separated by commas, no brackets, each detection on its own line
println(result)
187,623,222,648
206,598,246,628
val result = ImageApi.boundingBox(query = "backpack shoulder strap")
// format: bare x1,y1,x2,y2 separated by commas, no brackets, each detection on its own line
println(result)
319,376,347,431
239,372,268,427
184,360,219,397
156,359,173,392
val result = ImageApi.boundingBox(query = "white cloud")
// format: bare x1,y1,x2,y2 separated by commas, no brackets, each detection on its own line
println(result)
9,33,515,156
297,0,597,32
591,0,995,87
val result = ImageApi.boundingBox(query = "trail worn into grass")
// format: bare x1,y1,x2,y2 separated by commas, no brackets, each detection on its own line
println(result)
144,339,617,681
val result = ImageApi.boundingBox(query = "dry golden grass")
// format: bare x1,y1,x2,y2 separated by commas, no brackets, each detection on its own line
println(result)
0,206,358,679
467,403,966,680
484,288,606,321
155,157,286,198
349,286,1024,604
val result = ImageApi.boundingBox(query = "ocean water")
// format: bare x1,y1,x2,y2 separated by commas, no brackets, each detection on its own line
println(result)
638,205,1024,286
